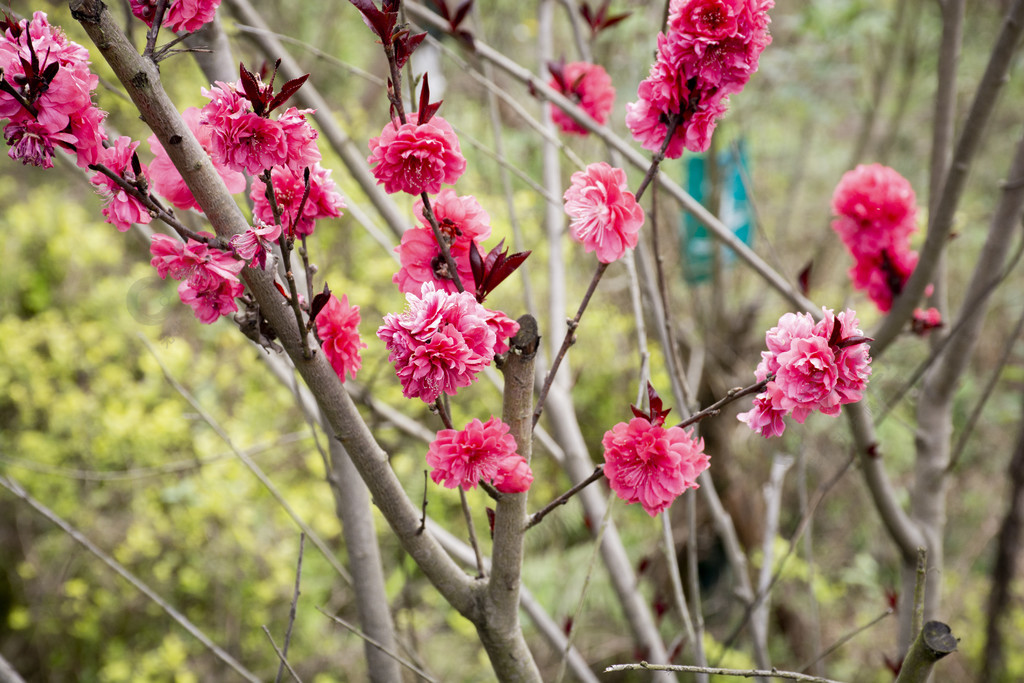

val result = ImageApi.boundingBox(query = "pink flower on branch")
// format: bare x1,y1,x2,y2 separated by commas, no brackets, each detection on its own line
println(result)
129,0,222,34
315,293,366,383
150,233,245,323
548,61,616,136
831,164,921,313
377,282,498,403
738,309,872,438
393,190,491,295
564,162,645,263
251,163,345,238
90,137,152,232
230,220,281,270
426,417,532,493
367,114,466,196
626,0,773,156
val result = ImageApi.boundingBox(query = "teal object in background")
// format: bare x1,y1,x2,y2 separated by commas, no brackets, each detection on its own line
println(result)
681,141,754,283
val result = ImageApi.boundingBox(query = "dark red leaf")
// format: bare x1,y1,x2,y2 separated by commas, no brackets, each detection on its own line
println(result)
41,60,60,85
429,0,452,22
827,316,843,348
130,151,142,177
599,12,631,31
268,73,308,113
630,404,648,420
395,31,426,70
274,281,290,300
416,72,432,124
309,283,332,324
486,507,496,538
469,240,485,291
455,29,475,49
797,260,812,295
453,0,474,28
348,0,396,42
239,62,263,110
835,335,873,350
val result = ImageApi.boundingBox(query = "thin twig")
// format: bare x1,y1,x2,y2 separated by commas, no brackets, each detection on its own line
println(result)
677,377,773,429
603,662,844,682
913,547,927,637
275,533,306,683
262,626,304,683
142,0,168,59
460,488,486,578
316,606,440,682
798,608,894,673
139,334,353,584
661,508,697,661
526,466,605,530
0,474,261,683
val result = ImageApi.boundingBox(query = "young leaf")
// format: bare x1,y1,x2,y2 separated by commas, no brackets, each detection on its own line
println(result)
268,74,308,113
309,283,333,325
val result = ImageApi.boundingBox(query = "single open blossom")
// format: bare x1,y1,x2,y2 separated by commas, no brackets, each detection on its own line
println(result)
367,116,466,195
90,137,151,232
739,309,872,437
230,220,281,269
0,12,108,168
831,164,921,313
549,61,616,135
426,417,531,492
626,0,773,156
129,0,222,33
394,190,491,295
150,233,245,323
251,163,345,238
377,282,497,403
148,107,246,212
315,293,366,383
564,162,645,263
912,307,943,336
602,418,708,516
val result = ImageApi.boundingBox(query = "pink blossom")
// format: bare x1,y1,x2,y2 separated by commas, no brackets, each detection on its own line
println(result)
149,233,245,323
626,0,773,157
129,0,222,33
602,418,709,516
230,220,281,269
484,308,519,355
367,116,466,195
549,61,616,136
393,190,491,295
426,417,530,492
739,309,871,437
251,163,345,238
831,164,920,312
912,307,943,336
377,282,497,403
90,137,152,232
148,107,246,212
564,162,645,263
199,80,321,177
0,12,107,168
315,293,366,383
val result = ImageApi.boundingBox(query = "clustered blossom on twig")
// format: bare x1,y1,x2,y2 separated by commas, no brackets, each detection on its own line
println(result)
377,283,517,404
602,384,709,517
0,12,107,169
427,417,533,493
626,0,774,156
548,60,616,136
367,109,466,195
90,137,152,231
738,308,872,438
250,163,345,239
150,234,246,323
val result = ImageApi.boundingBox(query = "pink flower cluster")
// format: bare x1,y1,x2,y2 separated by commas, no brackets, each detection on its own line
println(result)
315,293,366,383
738,309,872,438
831,164,920,312
129,0,222,34
148,107,246,213
367,115,466,195
150,234,245,323
230,220,281,270
251,163,345,238
549,61,616,136
0,12,107,169
200,79,320,177
626,0,773,156
427,417,533,493
90,137,152,232
602,418,709,517
377,283,516,403
564,162,645,263
393,190,492,295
